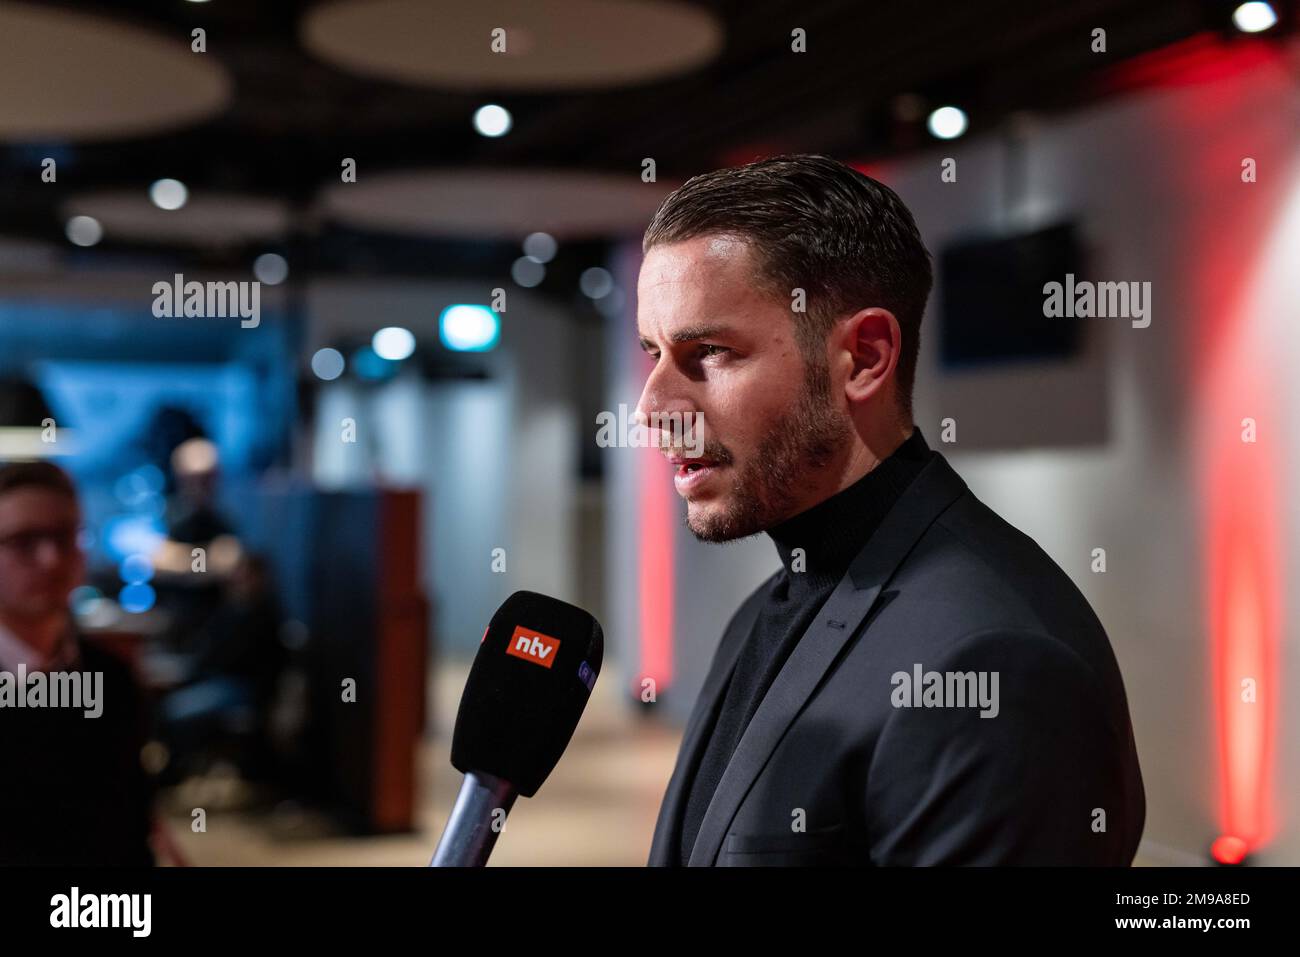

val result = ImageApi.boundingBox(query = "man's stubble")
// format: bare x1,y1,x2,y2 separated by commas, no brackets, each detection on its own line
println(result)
686,355,852,543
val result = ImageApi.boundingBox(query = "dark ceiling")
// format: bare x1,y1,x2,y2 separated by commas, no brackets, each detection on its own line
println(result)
0,0,1286,278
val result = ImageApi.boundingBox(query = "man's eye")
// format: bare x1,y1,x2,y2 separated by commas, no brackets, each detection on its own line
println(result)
699,344,729,358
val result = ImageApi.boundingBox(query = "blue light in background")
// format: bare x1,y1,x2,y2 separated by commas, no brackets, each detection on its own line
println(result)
439,305,499,352
119,582,156,614
311,347,345,381
114,464,165,508
119,553,154,584
352,346,398,381
69,585,103,616
102,514,165,563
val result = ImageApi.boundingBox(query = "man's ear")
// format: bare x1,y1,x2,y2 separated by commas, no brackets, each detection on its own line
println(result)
842,307,902,404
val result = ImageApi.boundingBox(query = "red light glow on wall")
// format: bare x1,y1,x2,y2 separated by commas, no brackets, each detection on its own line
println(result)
635,347,676,696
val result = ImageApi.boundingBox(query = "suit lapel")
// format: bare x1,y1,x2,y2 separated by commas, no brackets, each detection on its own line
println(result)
646,578,770,865
686,450,968,865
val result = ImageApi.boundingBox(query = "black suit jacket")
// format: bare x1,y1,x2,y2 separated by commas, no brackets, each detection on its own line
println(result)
648,447,1145,866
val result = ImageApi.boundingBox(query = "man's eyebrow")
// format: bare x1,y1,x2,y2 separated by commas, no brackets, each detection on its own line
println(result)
638,324,736,350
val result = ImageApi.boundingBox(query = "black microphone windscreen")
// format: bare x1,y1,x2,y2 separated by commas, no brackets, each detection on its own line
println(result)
450,591,603,797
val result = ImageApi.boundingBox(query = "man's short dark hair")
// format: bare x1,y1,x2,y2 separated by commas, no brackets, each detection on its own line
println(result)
0,460,79,502
642,153,932,421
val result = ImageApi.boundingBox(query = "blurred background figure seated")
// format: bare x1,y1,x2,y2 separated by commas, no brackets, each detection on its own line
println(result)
150,434,246,657
155,552,287,786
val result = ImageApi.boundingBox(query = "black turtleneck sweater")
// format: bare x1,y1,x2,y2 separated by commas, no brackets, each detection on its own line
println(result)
676,426,932,864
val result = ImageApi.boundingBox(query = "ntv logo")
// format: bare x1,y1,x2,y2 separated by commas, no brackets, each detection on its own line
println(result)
505,625,560,669
152,273,260,328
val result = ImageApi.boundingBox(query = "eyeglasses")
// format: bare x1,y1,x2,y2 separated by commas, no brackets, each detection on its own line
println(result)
0,527,82,559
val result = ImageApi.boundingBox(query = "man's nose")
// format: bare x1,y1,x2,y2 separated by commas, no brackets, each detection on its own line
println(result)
33,539,64,569
634,362,695,440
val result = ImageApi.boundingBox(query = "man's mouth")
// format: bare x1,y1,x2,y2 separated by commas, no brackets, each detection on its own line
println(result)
666,453,717,470
666,454,725,495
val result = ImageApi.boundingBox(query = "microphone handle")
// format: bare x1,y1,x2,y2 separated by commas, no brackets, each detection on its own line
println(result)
429,771,518,867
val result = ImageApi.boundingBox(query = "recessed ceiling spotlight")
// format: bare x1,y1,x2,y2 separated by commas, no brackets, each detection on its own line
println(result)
473,104,512,137
149,178,188,211
927,105,968,140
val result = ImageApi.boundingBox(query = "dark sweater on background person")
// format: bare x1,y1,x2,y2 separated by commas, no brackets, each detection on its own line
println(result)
0,640,155,866
676,427,932,865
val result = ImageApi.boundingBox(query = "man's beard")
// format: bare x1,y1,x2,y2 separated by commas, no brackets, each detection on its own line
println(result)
686,357,852,543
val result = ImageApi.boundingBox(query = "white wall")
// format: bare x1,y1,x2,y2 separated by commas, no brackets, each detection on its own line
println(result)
895,45,1300,865
306,278,581,660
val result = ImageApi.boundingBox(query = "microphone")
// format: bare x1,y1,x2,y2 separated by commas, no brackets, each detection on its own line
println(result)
430,591,603,866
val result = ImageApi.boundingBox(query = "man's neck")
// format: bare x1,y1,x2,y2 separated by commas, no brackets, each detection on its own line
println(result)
766,423,929,587
828,418,914,500
0,612,68,661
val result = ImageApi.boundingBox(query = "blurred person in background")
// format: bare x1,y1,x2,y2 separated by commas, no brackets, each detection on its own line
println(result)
156,552,286,784
0,461,154,866
151,436,244,654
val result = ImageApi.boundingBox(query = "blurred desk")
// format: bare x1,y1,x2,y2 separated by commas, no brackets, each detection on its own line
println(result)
78,604,169,674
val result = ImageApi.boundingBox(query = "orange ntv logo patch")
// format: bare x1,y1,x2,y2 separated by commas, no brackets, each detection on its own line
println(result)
505,625,561,668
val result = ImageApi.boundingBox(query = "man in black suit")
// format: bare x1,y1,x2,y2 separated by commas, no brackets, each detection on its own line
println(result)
636,154,1144,866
